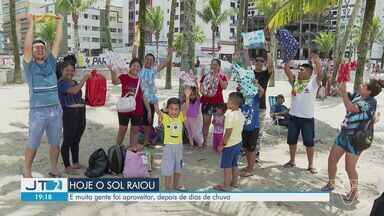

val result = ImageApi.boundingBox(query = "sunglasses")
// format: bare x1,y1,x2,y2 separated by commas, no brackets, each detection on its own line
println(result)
255,59,265,63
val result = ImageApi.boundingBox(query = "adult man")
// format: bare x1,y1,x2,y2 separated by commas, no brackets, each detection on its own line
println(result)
283,55,322,174
270,94,289,127
23,14,63,178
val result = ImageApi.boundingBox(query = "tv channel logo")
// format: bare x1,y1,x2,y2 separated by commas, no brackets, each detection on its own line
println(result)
21,178,68,193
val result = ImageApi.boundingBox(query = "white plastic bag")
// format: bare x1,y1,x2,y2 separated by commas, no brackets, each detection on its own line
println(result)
116,80,140,112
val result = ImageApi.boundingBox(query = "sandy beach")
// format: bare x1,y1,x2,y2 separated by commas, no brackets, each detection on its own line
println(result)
0,73,383,216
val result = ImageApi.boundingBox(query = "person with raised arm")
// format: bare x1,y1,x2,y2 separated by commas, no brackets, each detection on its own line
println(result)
282,53,322,174
23,13,63,178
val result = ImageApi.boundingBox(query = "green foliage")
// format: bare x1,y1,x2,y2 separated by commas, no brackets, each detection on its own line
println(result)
313,32,335,56
197,0,234,30
36,19,56,47
56,0,98,13
174,26,205,57
146,6,164,37
265,0,338,30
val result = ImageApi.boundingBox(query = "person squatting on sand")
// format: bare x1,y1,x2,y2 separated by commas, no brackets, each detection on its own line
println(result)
322,80,383,202
282,53,323,174
23,13,63,178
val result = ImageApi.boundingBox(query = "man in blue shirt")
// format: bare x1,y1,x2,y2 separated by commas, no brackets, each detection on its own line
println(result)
23,13,63,178
270,94,289,127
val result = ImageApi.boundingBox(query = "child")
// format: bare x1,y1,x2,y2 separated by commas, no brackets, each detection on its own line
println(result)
214,92,245,191
184,86,204,148
157,88,191,191
240,92,262,177
212,104,226,152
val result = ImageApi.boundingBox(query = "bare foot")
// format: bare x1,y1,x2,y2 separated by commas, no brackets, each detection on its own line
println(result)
64,167,79,175
71,163,85,169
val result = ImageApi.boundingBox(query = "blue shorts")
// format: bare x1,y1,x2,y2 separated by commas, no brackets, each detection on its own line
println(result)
287,115,315,147
220,143,241,169
27,105,62,150
335,133,361,156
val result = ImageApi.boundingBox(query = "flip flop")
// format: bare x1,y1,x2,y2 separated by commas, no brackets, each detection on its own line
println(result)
343,191,359,202
283,162,296,168
307,167,318,174
175,186,187,192
321,183,335,192
230,183,239,188
213,184,231,192
48,172,62,178
240,171,254,177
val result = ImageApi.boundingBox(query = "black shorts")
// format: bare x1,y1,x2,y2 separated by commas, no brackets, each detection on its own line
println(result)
201,103,218,116
118,112,143,126
242,128,260,152
287,115,315,147
143,103,155,126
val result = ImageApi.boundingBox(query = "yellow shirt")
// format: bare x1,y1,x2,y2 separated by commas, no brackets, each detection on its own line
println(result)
224,109,245,148
162,113,185,144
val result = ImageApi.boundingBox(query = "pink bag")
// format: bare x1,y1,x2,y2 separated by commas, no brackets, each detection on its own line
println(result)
123,150,149,178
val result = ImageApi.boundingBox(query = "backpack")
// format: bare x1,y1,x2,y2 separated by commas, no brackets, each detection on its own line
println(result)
85,148,108,178
107,144,126,174
85,69,107,106
123,150,150,178
351,118,374,152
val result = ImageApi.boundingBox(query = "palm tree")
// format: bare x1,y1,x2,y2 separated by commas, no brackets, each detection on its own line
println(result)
146,6,164,64
354,0,376,91
36,19,57,49
313,32,335,57
198,0,234,57
56,0,98,54
9,0,22,83
368,16,383,58
104,0,113,51
165,0,177,89
332,0,362,83
236,0,246,53
138,0,147,62
266,0,338,31
174,26,205,57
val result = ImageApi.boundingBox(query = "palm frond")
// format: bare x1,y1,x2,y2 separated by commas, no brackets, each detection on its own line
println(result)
78,0,99,11
197,7,213,23
55,0,73,13
267,0,337,31
146,6,164,34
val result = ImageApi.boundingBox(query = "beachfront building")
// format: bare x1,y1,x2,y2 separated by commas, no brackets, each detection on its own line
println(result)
1,0,54,54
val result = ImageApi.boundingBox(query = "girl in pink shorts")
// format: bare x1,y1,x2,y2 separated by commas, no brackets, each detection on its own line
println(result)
212,104,226,152
184,87,204,148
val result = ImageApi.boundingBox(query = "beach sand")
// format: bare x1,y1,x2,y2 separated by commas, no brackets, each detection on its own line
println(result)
0,74,383,216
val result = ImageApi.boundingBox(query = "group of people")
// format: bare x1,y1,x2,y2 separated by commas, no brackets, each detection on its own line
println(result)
22,13,383,202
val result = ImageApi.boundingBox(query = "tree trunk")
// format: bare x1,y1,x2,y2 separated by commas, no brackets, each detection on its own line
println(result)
10,0,22,83
333,0,361,83
165,0,177,89
180,0,196,96
138,0,147,62
212,27,216,58
354,0,376,91
381,46,384,69
268,32,277,87
332,0,343,83
236,0,245,53
72,13,80,54
299,19,303,59
156,34,160,65
244,0,248,31
105,0,113,51
55,3,68,56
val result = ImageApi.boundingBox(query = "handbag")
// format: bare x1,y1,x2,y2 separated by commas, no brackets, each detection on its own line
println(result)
351,114,374,152
116,79,140,112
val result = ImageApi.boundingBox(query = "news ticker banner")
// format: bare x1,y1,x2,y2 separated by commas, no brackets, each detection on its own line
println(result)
20,178,329,202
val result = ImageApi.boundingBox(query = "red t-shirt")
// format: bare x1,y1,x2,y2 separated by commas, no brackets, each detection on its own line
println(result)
200,73,227,105
119,74,144,116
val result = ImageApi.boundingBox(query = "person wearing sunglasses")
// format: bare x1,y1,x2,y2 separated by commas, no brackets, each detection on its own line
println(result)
282,54,323,174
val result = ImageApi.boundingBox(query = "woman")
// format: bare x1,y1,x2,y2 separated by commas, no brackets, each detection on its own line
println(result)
58,57,90,174
322,80,382,202
199,59,228,147
108,58,151,147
